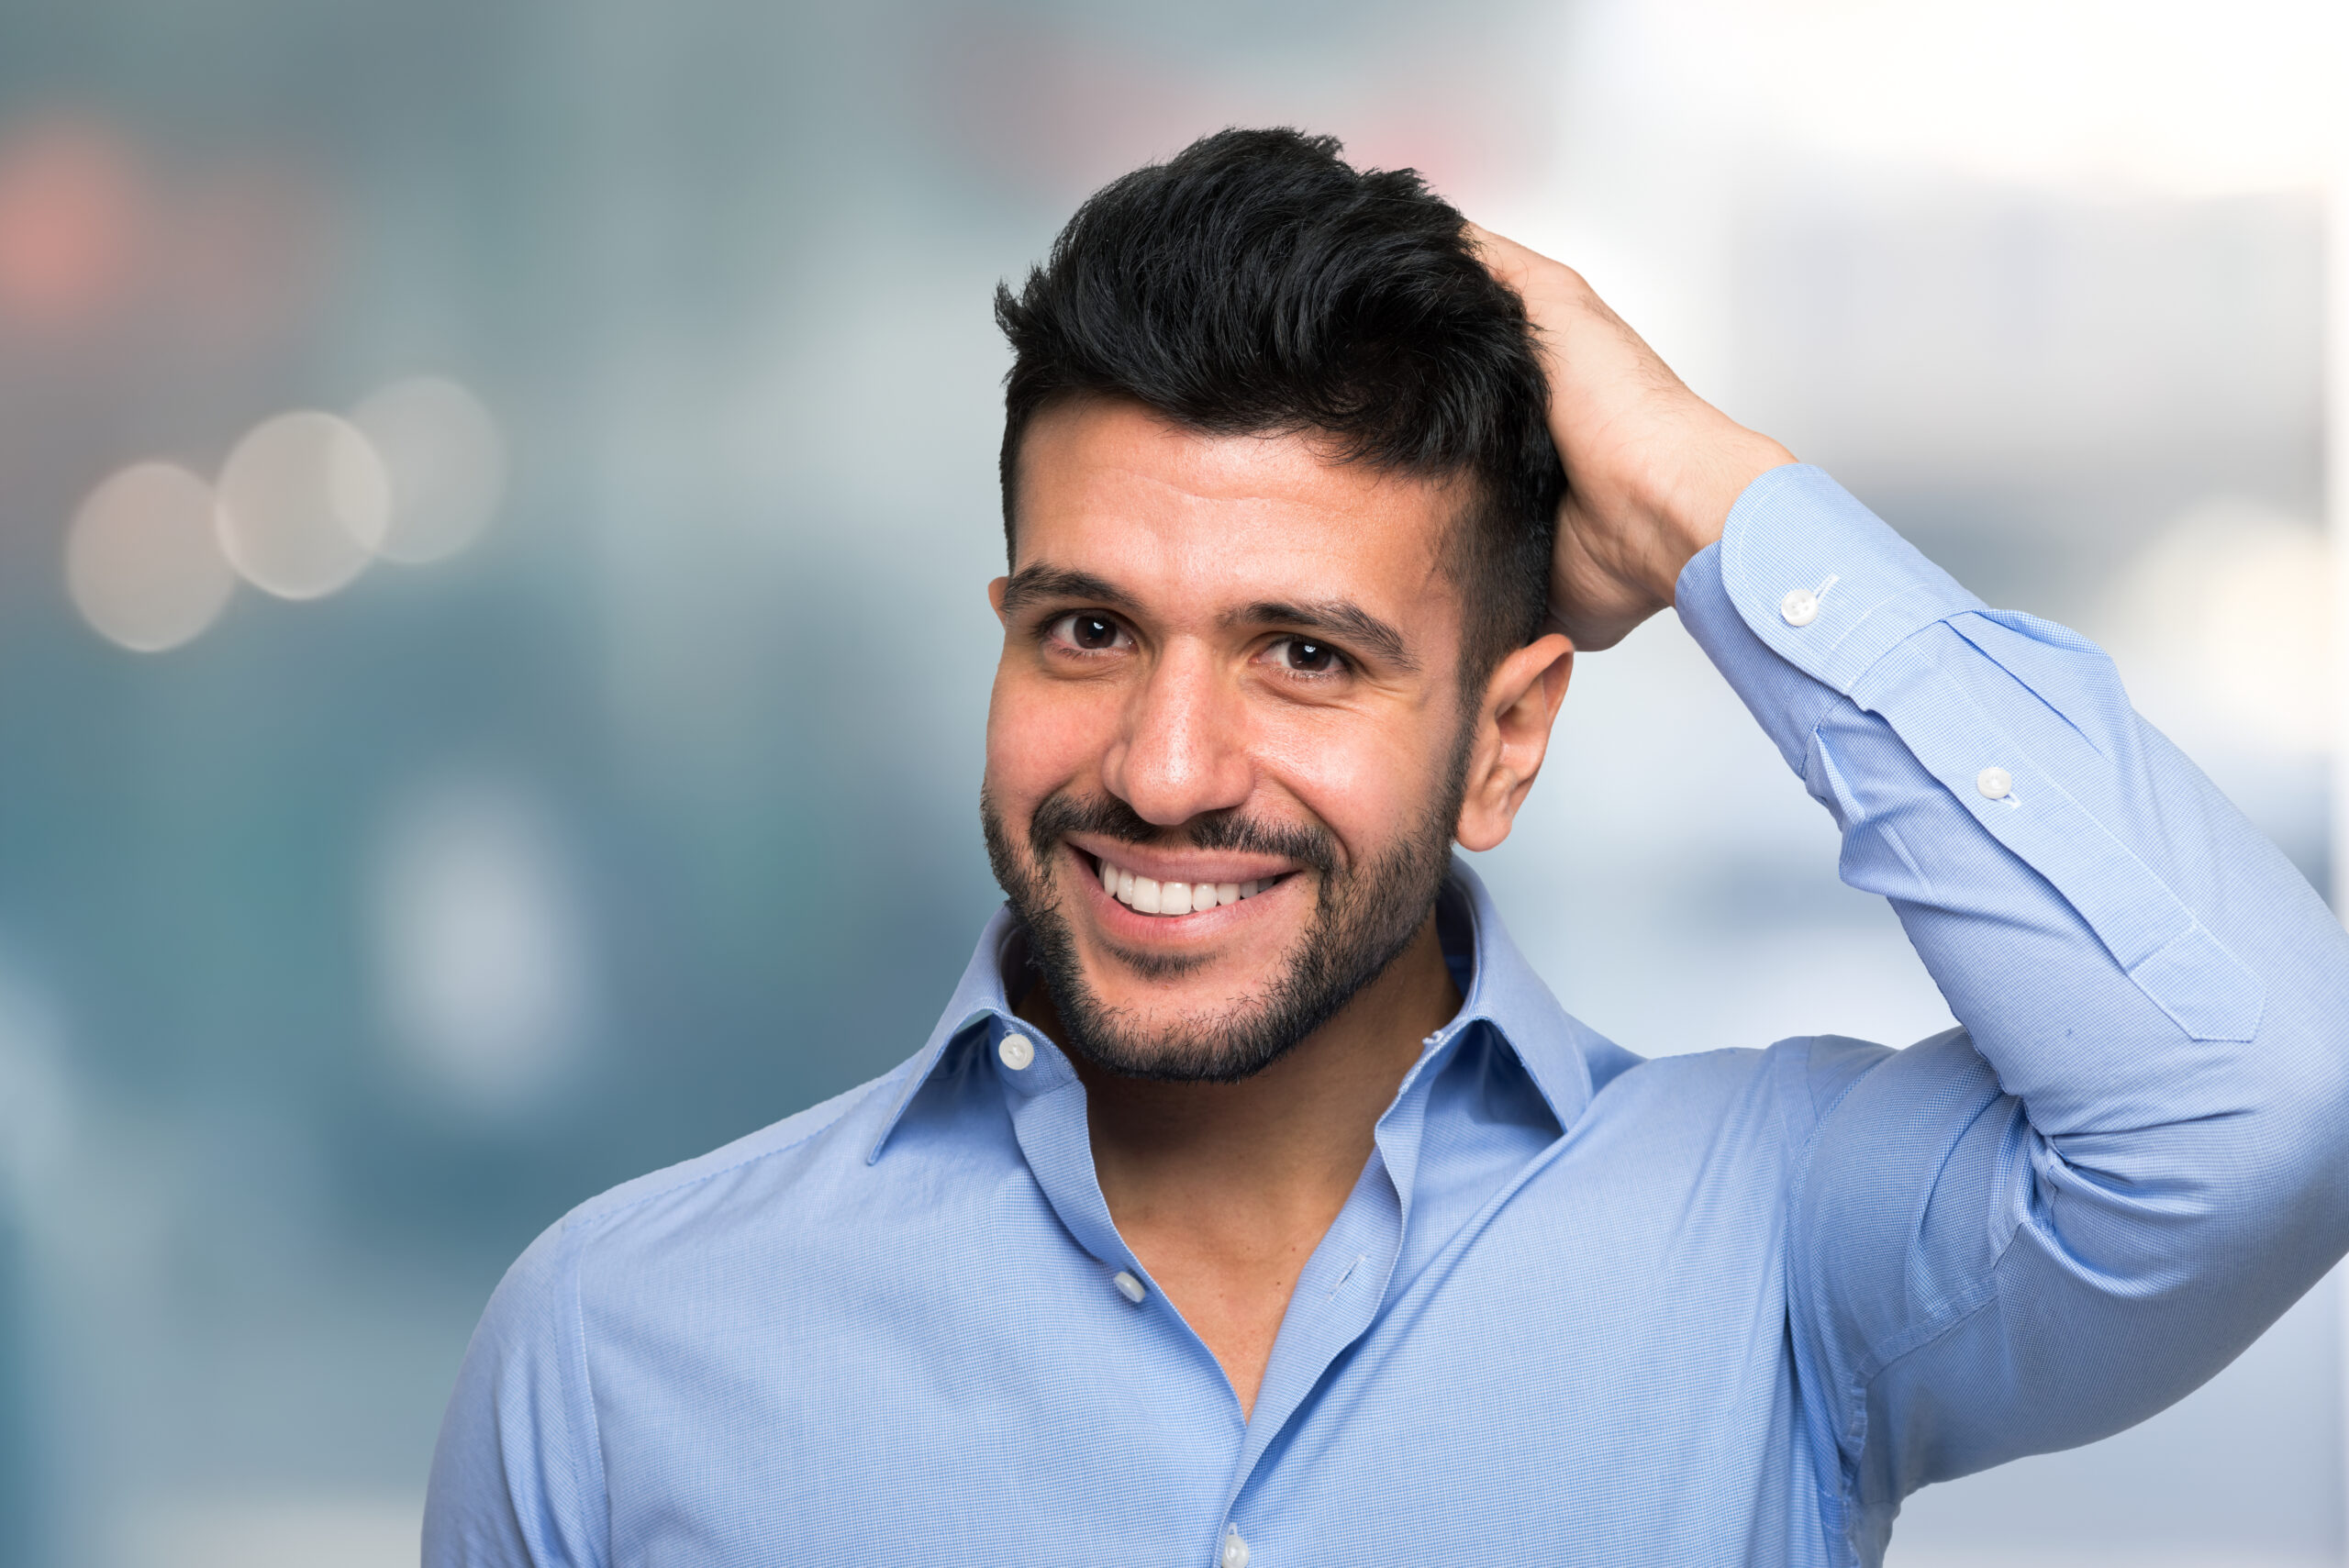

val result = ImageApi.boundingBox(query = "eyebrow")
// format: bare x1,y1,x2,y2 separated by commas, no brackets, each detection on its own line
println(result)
1225,599,1417,673
1001,565,1418,674
998,565,1139,620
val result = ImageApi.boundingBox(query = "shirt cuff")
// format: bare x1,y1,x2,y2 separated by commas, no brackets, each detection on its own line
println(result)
1701,463,1986,695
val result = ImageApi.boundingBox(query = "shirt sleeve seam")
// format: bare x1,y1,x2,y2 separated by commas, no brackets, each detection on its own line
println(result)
1834,1230,2020,1490
1788,1043,2020,1490
1788,1037,1880,1162
547,1062,925,1562
563,1220,612,1568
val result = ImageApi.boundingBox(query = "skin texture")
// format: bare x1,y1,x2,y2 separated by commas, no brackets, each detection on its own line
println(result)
983,236,1790,1418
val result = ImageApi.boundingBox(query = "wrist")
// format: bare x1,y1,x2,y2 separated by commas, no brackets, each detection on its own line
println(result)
1641,429,1794,603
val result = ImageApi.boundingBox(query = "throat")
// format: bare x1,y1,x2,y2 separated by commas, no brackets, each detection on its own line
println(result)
1113,1193,1341,1422
1043,911,1459,1418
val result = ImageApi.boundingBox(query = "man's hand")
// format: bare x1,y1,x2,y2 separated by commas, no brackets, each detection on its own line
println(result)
1470,226,1795,651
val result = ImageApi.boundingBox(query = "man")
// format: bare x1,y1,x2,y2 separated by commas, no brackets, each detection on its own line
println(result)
425,129,2349,1566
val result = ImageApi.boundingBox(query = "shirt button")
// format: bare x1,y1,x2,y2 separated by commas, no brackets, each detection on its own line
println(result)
1221,1525,1250,1568
1778,586,1820,626
1976,766,2013,800
996,1035,1034,1071
1112,1270,1146,1304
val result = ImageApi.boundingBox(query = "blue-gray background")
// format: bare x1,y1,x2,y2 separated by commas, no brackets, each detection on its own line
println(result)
0,2,2338,1563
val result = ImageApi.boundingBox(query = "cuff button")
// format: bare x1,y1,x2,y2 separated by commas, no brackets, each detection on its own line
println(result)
1778,587,1820,627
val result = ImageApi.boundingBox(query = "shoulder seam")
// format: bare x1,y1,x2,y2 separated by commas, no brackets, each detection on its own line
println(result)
562,1218,612,1568
540,1059,923,1566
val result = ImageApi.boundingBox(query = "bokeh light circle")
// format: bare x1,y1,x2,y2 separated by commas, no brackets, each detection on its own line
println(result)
350,376,507,564
64,461,238,651
214,410,391,599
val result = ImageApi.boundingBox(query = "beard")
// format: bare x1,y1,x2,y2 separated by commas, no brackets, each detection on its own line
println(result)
980,735,1470,1085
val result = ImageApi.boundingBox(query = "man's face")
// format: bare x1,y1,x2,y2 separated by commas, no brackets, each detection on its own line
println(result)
982,396,1475,1083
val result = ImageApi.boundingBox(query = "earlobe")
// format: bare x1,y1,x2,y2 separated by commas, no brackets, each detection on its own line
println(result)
1454,634,1575,853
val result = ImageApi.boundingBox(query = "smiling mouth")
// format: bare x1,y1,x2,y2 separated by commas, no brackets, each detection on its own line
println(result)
1086,851,1290,917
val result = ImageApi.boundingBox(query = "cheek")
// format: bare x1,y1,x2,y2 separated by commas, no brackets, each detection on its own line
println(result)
1255,703,1453,850
984,662,1120,798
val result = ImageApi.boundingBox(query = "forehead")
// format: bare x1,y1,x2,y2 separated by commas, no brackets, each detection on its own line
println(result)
1012,397,1459,611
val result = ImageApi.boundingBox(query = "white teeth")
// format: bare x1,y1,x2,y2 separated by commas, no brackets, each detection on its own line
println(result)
1097,859,1280,915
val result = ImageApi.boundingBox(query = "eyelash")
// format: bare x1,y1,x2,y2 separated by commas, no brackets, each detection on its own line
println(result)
1264,637,1349,679
1039,612,1130,656
1036,613,1352,680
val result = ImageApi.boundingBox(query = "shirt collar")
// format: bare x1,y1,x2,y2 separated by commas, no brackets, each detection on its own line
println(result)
867,857,1609,1164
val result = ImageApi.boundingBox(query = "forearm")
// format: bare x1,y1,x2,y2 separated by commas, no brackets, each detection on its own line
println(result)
1677,464,2349,1485
1678,465,2344,1109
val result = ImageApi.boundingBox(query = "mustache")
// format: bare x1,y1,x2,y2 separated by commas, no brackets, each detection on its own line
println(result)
1029,790,1338,878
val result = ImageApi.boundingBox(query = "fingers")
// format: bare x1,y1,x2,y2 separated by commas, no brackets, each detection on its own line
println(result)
1464,224,1597,306
1466,223,1660,395
1464,224,1575,325
1463,222,1527,283
1464,223,1558,285
1464,215,1790,642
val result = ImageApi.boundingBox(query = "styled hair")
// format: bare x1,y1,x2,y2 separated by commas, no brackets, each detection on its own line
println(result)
994,126,1564,693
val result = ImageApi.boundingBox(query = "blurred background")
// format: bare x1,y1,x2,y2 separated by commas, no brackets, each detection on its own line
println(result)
0,0,2341,1563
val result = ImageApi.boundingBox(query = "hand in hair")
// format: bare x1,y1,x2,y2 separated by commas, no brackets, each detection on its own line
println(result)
1469,226,1795,652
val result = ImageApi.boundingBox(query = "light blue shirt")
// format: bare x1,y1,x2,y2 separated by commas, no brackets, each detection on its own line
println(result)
425,467,2349,1567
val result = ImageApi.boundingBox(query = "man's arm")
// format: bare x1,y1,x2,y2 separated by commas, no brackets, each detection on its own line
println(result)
1477,229,2349,1531
424,1220,603,1568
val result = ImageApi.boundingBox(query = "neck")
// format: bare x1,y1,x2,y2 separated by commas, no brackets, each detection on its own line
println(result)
1015,911,1460,1417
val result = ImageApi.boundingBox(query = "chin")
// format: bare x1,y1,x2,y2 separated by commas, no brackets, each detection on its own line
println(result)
1044,931,1340,1085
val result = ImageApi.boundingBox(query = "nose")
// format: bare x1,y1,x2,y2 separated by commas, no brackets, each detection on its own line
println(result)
1103,639,1252,828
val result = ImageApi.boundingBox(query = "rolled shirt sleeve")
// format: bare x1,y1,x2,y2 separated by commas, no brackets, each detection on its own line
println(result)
1675,464,2349,1550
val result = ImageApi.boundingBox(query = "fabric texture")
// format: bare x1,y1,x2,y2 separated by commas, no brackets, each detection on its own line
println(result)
425,465,2349,1568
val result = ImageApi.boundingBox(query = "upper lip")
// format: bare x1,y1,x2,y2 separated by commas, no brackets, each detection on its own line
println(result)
1064,833,1297,887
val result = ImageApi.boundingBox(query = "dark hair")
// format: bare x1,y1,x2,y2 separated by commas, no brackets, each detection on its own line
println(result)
994,127,1563,694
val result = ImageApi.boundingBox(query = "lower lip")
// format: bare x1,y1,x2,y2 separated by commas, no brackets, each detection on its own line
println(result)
1070,848,1286,938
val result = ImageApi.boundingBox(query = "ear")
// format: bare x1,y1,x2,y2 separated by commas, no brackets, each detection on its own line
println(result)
988,576,1009,624
1455,632,1574,852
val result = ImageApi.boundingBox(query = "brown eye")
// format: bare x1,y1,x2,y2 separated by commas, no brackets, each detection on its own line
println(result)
1047,613,1128,652
1273,637,1343,674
